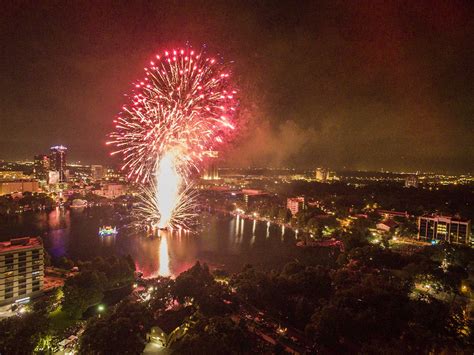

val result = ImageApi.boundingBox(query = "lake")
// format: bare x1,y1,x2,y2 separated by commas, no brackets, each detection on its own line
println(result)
0,207,312,277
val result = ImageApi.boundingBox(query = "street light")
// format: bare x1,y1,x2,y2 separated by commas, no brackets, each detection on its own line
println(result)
97,304,105,314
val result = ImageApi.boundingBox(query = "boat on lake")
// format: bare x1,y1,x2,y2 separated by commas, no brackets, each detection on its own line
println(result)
99,226,118,237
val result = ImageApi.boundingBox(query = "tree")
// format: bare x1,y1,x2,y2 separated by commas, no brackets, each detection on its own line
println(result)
172,262,233,316
62,271,106,319
79,301,153,354
341,228,370,252
307,273,411,353
172,262,214,303
173,314,257,354
0,311,49,354
57,256,74,270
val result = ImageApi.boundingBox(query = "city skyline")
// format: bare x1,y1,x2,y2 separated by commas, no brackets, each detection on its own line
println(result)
1,1,473,173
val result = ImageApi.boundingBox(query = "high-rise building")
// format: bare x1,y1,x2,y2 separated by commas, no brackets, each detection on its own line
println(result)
48,170,60,185
287,197,306,215
418,215,471,245
50,145,67,182
91,165,105,181
34,154,50,181
315,168,336,182
315,168,327,182
405,175,419,188
0,237,44,306
202,151,219,180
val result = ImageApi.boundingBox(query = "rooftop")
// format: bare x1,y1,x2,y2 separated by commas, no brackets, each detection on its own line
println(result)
154,307,193,334
378,219,399,228
421,215,470,223
0,237,42,253
50,145,67,151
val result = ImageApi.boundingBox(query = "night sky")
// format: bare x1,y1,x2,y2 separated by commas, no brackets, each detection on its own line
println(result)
1,0,473,173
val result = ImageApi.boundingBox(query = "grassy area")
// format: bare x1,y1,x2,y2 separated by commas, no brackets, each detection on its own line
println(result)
49,306,76,332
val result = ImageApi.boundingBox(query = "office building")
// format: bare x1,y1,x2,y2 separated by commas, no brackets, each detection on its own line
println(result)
405,175,419,188
202,151,219,180
287,197,306,215
104,168,126,182
315,168,327,182
90,165,105,181
50,145,67,183
0,181,39,196
92,183,128,199
48,170,60,185
0,237,44,306
315,168,336,182
34,154,50,181
418,215,471,245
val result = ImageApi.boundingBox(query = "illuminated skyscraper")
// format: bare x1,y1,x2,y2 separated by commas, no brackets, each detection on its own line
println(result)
202,151,219,180
49,145,67,183
33,154,50,181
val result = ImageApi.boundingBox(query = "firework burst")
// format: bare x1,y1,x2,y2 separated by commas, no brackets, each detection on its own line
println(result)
108,47,238,183
108,46,238,229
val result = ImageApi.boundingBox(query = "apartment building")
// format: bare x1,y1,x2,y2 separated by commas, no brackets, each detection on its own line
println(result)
0,237,44,306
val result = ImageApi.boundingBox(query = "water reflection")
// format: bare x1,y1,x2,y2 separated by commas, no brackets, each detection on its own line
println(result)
47,208,70,258
250,220,257,245
158,234,171,277
0,208,299,277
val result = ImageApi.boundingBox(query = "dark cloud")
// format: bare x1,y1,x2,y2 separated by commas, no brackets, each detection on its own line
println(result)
0,0,473,172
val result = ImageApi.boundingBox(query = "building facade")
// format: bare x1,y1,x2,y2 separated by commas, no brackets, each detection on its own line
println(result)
34,154,50,181
405,175,419,188
202,151,219,180
92,183,127,199
418,215,471,246
0,181,39,196
0,237,44,306
315,168,336,182
287,197,306,216
315,168,327,182
90,165,105,181
50,145,67,183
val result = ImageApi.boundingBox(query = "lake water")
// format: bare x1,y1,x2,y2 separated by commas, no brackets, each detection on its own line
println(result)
0,207,305,277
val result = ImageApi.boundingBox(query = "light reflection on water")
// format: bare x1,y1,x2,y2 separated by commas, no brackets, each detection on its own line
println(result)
0,207,298,277
158,233,171,277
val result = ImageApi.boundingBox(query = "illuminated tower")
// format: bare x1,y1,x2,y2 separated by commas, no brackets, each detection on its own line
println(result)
50,145,67,183
202,151,219,180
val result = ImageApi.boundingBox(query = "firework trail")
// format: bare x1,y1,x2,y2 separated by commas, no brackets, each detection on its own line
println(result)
134,171,199,230
108,47,238,229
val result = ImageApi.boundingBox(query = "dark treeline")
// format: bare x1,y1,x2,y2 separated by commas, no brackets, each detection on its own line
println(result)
273,181,473,219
